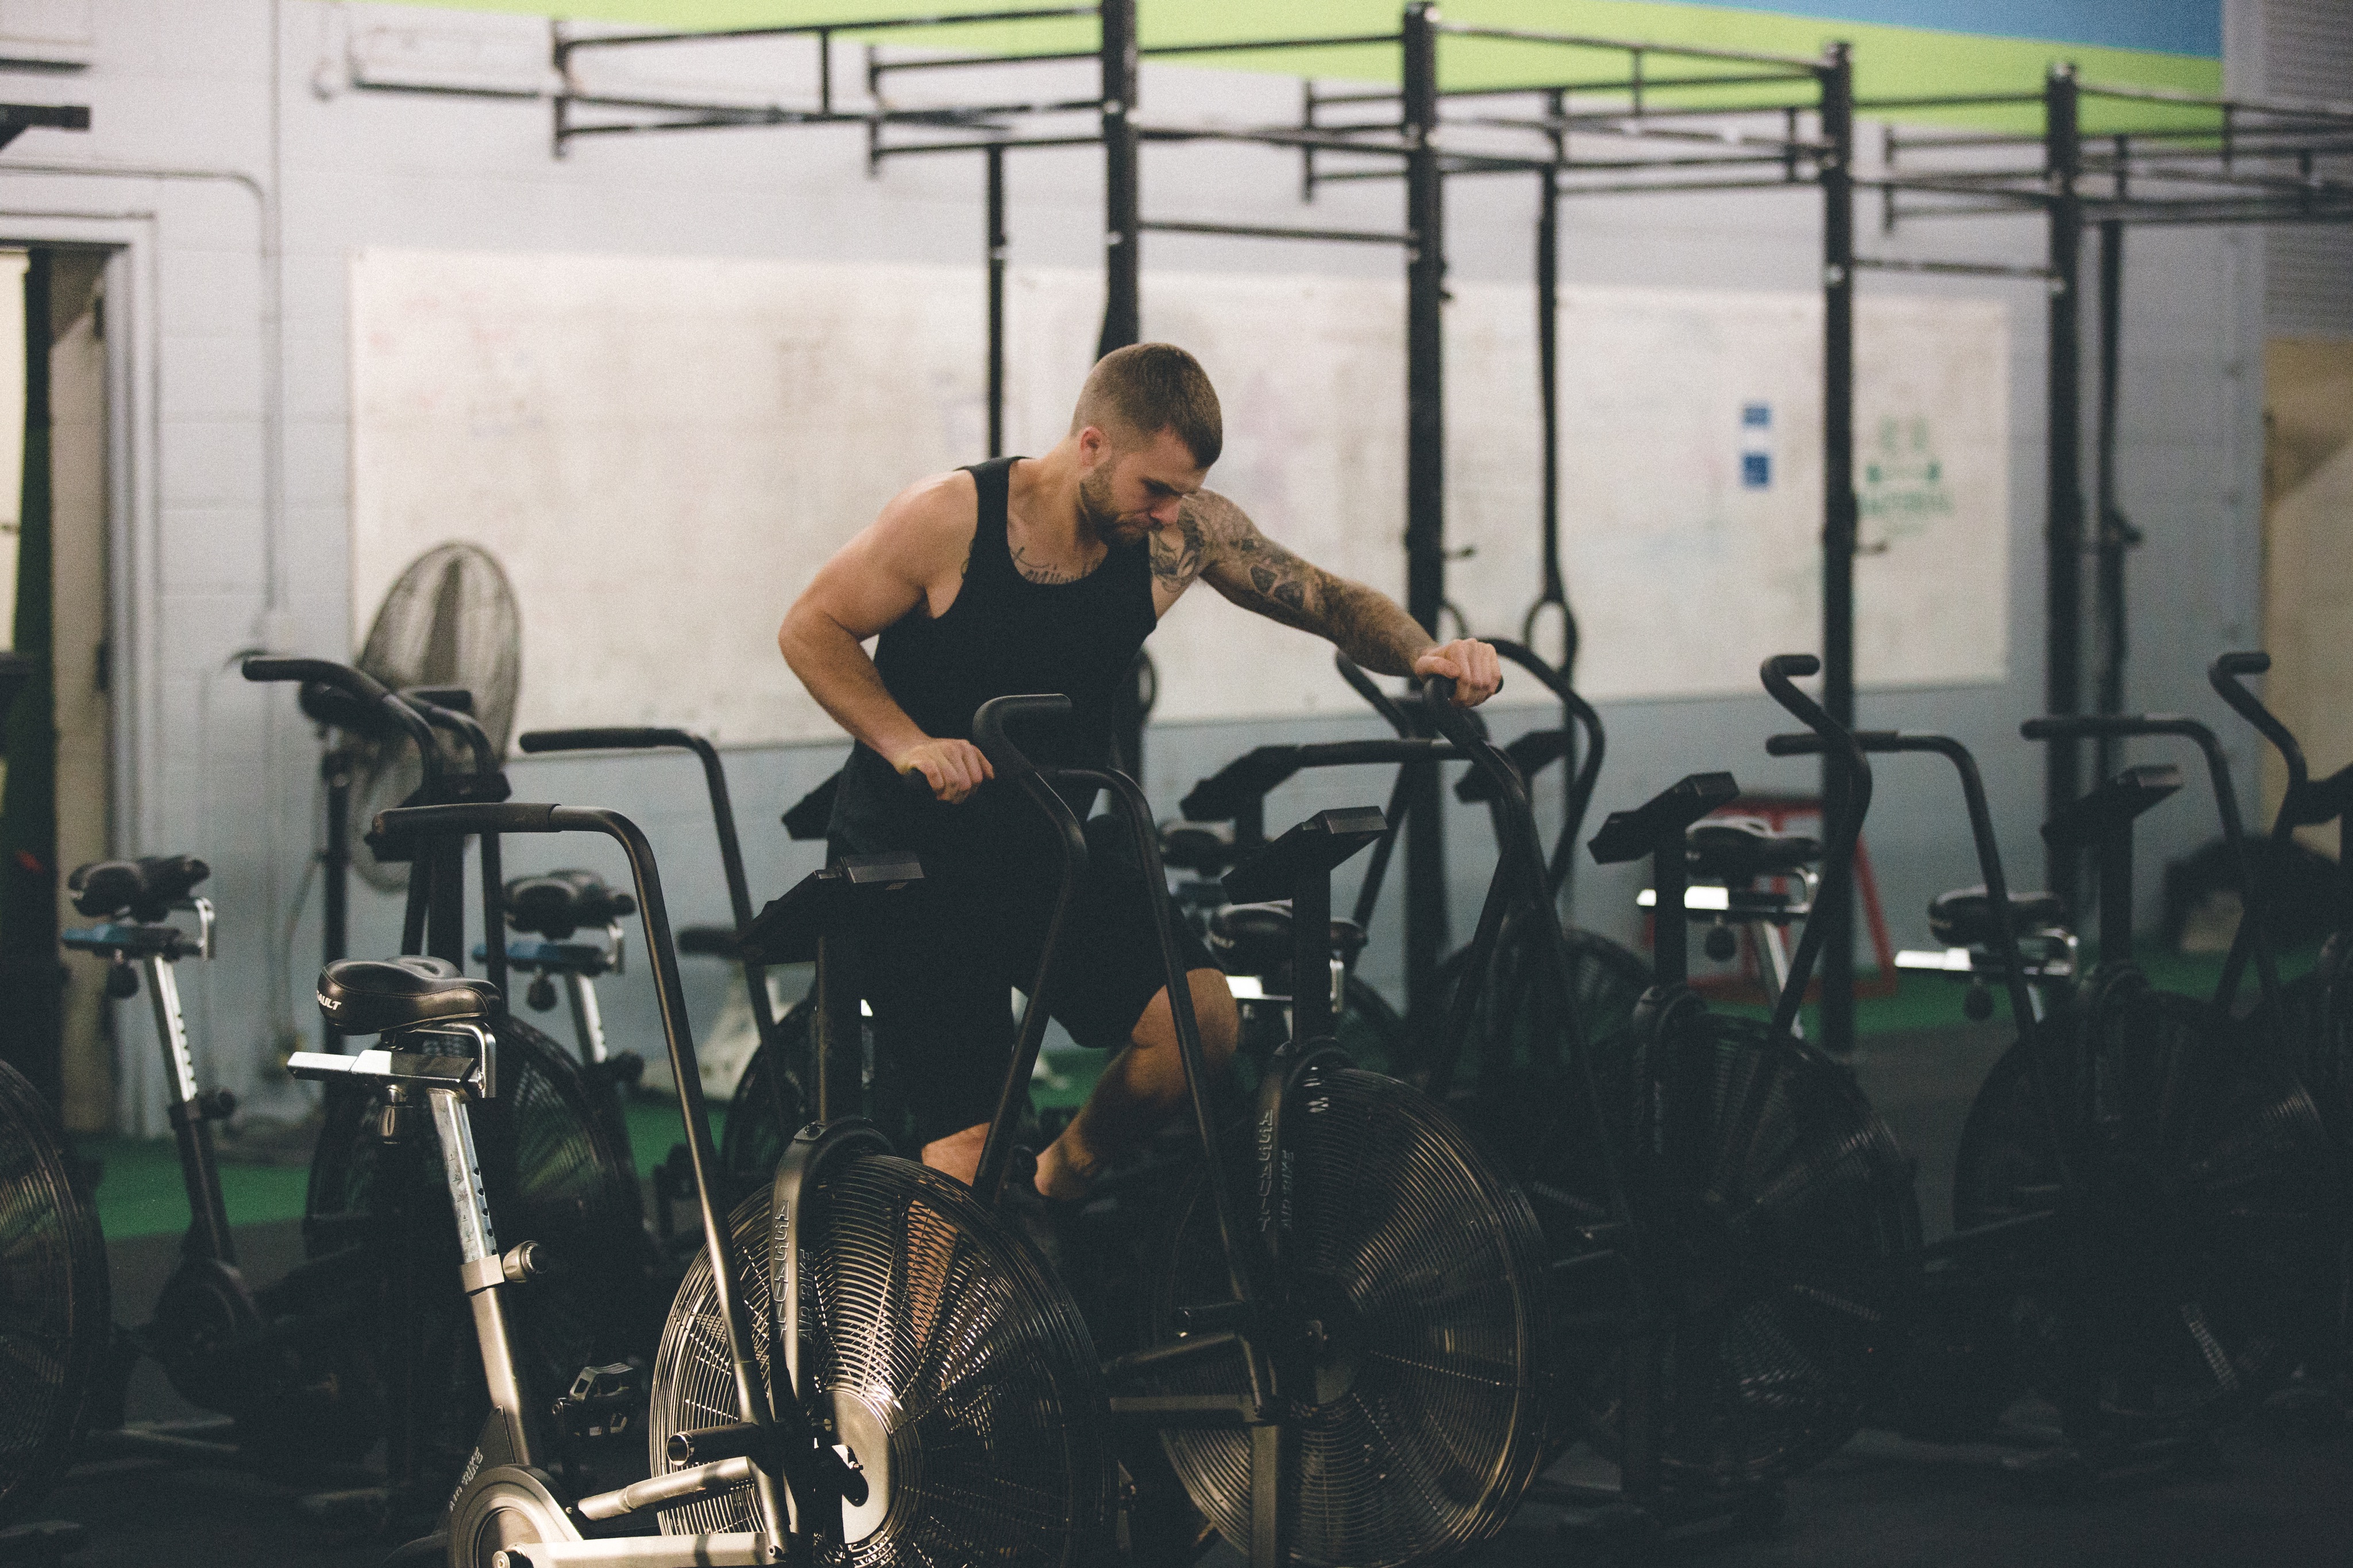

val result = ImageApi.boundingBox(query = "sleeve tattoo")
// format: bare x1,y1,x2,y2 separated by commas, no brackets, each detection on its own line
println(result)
1170,492,1434,677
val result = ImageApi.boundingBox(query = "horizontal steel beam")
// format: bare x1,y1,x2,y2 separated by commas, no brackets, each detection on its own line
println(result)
1433,19,1820,74
1140,217,1413,244
558,6,1093,53
1854,254,2055,279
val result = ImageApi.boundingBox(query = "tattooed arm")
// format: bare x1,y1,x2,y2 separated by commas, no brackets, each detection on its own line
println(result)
1149,489,1503,704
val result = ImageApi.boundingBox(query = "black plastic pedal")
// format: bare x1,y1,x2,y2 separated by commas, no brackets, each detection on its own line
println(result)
1456,729,1570,802
2042,763,2180,851
1221,808,1386,904
1179,747,1309,825
782,770,842,840
1588,773,1741,865
740,852,924,965
552,1361,641,1442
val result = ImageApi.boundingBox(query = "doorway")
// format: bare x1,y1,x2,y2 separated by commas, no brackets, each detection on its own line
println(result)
2261,338,2353,847
0,246,114,1131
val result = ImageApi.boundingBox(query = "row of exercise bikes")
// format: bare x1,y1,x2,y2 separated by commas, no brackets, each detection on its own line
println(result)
0,640,2345,1568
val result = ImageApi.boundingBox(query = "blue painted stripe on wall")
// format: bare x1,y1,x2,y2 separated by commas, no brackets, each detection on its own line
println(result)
1652,1,2221,57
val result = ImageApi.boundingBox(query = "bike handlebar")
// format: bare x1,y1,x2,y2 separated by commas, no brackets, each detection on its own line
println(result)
2207,651,2309,802
1765,730,1902,755
971,693,1071,779
245,655,441,789
521,727,699,755
244,656,390,705
1757,654,1874,1041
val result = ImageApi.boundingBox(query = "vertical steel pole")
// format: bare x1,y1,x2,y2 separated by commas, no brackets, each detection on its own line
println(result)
2044,65,2084,905
1819,44,1857,1055
2092,217,2124,783
1402,3,1448,1021
1536,164,1573,901
1097,0,1140,358
987,142,1007,459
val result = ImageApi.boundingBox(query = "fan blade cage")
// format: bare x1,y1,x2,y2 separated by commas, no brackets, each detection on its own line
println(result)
2259,932,2353,1146
0,1061,109,1525
1957,985,2341,1439
304,1018,652,1467
647,1158,1114,1566
1562,1014,1920,1489
1334,973,1410,1079
358,540,522,759
1148,1068,1551,1568
716,1005,811,1207
1422,922,1650,1099
720,1002,912,1196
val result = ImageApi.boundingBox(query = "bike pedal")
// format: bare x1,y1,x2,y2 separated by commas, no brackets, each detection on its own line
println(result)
552,1361,643,1442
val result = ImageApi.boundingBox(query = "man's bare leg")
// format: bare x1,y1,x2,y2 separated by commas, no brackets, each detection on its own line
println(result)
919,969,1239,1196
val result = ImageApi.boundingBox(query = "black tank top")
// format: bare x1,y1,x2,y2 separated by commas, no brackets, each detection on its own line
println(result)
828,457,1158,860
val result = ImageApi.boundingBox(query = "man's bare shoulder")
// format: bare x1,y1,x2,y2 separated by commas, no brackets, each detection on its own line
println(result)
873,469,979,550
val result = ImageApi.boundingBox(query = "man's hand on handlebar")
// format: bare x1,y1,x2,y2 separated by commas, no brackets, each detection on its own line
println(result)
897,737,994,804
1414,639,1503,707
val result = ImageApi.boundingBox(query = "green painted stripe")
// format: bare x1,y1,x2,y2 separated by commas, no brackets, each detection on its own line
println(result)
438,0,2219,125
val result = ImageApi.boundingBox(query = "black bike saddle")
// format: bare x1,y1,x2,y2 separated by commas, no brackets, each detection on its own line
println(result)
317,956,498,1037
68,855,210,923
503,870,635,940
1206,902,1370,976
1928,886,2069,948
1685,818,1820,883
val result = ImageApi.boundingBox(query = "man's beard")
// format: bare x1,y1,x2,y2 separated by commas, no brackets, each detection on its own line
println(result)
1077,465,1119,528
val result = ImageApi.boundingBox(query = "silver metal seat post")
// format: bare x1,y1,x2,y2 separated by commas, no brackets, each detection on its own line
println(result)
287,1023,541,1469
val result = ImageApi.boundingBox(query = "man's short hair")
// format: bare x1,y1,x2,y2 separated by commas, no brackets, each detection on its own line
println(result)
1071,342,1222,467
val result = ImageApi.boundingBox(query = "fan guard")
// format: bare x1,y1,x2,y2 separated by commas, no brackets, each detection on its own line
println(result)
0,1060,109,1526
1421,918,1650,1096
304,1017,650,1469
1147,1066,1550,1568
344,541,523,893
720,1001,911,1195
1553,1013,1919,1490
1955,978,2338,1439
2267,933,2352,1143
647,1158,1113,1566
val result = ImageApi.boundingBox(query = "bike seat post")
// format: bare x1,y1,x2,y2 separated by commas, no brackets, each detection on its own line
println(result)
1652,820,1689,990
811,925,852,1124
562,963,610,1066
147,940,234,1268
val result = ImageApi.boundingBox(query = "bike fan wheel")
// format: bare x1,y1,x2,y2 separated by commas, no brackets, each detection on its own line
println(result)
647,1158,1113,1566
1954,981,2339,1442
717,1007,807,1199
721,1002,906,1194
1148,1067,1550,1568
2271,933,2352,1144
306,1018,648,1468
1422,920,1650,1099
1565,1013,1919,1491
0,1061,108,1525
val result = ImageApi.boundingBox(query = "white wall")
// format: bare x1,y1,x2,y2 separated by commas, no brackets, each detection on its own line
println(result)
0,0,2271,1131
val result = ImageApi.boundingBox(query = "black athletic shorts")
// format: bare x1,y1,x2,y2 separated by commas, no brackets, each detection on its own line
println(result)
844,812,1218,1148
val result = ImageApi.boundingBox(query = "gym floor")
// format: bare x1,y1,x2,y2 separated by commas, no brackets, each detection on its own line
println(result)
40,1013,2353,1567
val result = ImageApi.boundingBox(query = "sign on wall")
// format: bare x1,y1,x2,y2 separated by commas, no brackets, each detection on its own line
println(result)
350,248,2007,744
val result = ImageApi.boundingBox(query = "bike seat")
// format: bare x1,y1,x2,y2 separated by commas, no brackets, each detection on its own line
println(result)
68,855,210,922
1685,819,1819,883
1927,887,2069,948
1206,902,1368,976
504,870,635,940
317,957,497,1037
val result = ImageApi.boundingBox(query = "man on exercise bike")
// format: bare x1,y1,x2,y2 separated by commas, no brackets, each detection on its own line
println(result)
780,342,1502,1202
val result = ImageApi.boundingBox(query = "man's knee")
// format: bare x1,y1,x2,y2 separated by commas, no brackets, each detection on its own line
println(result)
1186,967,1240,1067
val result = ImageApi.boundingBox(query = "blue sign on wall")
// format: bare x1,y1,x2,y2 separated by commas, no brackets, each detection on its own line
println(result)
1660,1,2221,58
